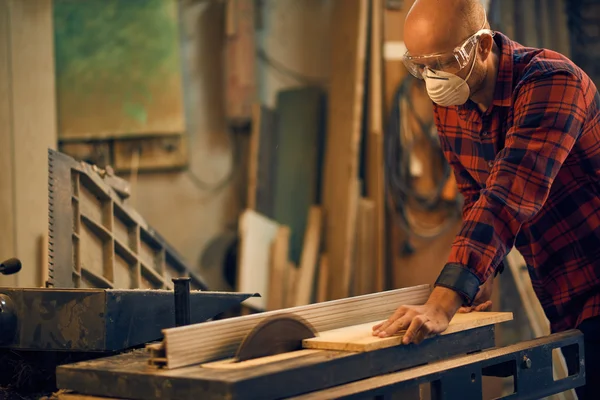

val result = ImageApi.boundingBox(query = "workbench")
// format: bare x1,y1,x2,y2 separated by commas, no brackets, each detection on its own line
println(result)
55,314,585,399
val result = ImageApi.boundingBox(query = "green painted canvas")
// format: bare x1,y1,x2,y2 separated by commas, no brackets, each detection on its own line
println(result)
53,0,185,140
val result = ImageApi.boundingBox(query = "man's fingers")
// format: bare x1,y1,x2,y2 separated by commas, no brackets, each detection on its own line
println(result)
457,306,473,313
378,315,411,338
373,308,410,335
402,315,427,344
474,301,492,311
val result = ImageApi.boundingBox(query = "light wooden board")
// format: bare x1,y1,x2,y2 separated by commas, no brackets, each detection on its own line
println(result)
237,209,280,310
201,349,320,370
0,0,16,288
155,284,431,368
6,0,58,288
366,0,385,293
294,206,323,306
322,0,368,300
317,254,329,303
354,198,375,296
267,225,290,310
303,312,513,352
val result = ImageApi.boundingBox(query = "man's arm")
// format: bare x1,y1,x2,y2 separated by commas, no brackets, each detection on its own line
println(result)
374,71,588,341
437,71,587,301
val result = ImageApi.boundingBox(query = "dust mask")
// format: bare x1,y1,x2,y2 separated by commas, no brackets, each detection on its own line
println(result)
423,44,479,107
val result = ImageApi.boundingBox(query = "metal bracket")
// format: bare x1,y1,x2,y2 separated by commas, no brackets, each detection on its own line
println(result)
295,329,585,400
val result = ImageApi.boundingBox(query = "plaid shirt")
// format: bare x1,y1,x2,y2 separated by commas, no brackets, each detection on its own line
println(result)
433,31,600,333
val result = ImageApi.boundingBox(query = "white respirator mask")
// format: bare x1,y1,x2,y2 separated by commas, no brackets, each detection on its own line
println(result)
422,43,478,107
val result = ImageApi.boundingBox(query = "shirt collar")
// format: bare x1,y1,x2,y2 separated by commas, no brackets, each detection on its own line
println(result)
492,31,515,108
455,31,515,118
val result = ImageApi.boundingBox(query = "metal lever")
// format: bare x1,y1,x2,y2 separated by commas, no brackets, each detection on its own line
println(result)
173,277,191,327
0,258,21,275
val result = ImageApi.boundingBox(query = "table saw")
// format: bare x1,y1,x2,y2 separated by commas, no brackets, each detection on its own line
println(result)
54,285,585,400
1,149,584,399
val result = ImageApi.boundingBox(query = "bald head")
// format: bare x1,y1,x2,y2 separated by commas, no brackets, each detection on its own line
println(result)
404,0,487,56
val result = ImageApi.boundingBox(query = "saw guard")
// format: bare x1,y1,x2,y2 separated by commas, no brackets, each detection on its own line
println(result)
235,313,317,362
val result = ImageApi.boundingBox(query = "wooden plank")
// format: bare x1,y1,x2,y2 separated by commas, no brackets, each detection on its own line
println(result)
237,209,280,310
0,0,16,287
267,225,290,310
285,262,298,309
224,0,256,125
322,0,369,300
303,312,513,352
9,0,58,288
247,103,261,210
201,349,320,370
250,104,277,218
367,0,386,293
294,206,323,306
316,254,329,303
155,284,431,368
273,87,326,266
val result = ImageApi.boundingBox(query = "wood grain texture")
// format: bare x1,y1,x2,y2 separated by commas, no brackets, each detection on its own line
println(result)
8,0,58,287
0,0,16,287
201,349,320,370
294,206,323,306
237,209,280,310
366,0,385,293
267,225,290,310
317,254,329,303
322,0,368,300
303,312,513,352
156,284,431,368
354,198,375,296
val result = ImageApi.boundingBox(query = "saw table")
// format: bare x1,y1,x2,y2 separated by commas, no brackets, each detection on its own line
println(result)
55,285,586,400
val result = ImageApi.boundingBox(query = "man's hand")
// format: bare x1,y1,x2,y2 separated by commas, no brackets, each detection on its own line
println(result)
458,275,494,313
371,286,463,344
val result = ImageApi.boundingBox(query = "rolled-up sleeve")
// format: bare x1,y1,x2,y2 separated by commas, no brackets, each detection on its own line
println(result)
435,71,588,304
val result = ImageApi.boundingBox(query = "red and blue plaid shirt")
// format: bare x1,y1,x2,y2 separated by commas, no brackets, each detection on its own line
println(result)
433,31,600,333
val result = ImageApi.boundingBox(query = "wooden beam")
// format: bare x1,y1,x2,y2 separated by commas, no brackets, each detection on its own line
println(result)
152,284,431,368
1,0,58,287
367,0,386,292
294,206,323,306
322,0,369,300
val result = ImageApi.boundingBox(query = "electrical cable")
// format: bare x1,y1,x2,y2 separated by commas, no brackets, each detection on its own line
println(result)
384,76,461,248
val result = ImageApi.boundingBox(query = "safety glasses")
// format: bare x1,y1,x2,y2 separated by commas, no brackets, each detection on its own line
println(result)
402,29,495,79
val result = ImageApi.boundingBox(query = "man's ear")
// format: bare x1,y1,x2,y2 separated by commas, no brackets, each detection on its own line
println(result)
478,34,493,61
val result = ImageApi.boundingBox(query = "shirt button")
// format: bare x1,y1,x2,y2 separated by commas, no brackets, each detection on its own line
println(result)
482,131,489,137
488,161,494,168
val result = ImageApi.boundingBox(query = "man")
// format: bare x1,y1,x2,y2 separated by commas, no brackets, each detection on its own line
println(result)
373,0,600,398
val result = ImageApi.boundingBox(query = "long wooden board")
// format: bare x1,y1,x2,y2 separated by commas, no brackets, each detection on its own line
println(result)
153,284,431,368
322,0,368,300
303,311,513,352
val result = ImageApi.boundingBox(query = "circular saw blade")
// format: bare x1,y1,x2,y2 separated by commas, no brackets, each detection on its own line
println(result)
235,313,317,362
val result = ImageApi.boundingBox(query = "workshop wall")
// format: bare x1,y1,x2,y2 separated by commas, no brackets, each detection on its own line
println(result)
131,0,332,290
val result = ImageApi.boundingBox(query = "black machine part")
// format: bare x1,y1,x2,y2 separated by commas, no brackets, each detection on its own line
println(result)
0,258,21,276
0,287,258,352
235,313,317,362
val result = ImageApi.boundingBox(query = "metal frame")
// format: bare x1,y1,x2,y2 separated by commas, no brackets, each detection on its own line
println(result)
290,330,585,400
48,148,208,290
57,326,496,400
